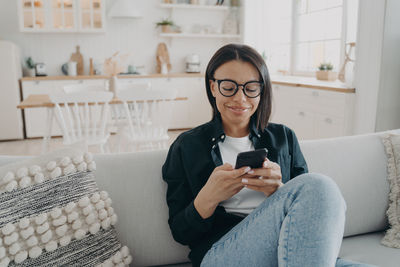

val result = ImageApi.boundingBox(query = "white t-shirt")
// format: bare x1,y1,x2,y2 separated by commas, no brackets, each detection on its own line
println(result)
219,135,266,215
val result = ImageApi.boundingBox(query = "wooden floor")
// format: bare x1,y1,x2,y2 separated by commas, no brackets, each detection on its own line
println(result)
0,130,186,156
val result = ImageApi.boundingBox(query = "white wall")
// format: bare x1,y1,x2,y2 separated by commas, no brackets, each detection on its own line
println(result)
0,0,238,76
352,0,386,134
353,0,400,134
375,0,400,131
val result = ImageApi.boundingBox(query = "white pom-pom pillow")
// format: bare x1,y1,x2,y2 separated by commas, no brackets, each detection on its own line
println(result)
0,148,132,266
381,133,400,248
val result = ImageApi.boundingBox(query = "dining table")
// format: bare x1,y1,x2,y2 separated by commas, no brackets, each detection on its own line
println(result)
17,94,188,153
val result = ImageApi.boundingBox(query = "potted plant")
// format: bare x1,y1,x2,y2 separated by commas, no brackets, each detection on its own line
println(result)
25,57,36,77
156,18,174,33
316,62,337,81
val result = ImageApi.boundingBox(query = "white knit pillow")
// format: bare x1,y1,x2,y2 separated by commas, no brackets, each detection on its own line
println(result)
0,148,132,266
381,133,400,248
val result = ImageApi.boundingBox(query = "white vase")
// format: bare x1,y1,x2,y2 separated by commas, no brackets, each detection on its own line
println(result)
109,75,118,96
27,68,36,77
345,61,355,88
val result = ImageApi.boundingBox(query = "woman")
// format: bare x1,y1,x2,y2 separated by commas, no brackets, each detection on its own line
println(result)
162,44,373,267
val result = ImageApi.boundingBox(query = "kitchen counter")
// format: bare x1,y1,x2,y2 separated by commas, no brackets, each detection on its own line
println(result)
270,75,355,93
20,73,355,93
20,73,204,81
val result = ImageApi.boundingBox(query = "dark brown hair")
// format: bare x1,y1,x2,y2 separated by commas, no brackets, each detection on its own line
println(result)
205,43,272,131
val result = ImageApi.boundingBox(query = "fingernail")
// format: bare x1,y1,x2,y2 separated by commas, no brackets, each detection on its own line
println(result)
263,162,269,168
248,170,254,174
242,178,248,183
244,167,251,173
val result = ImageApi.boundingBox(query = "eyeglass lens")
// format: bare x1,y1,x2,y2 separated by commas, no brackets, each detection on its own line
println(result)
219,80,262,98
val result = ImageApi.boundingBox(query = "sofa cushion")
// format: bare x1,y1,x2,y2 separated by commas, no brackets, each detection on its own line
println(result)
380,133,400,248
300,133,391,237
94,151,190,267
339,231,400,267
0,149,132,266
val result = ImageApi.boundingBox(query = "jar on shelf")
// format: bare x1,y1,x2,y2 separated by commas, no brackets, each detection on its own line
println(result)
223,9,238,34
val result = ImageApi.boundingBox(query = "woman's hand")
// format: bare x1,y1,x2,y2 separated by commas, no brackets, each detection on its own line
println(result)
194,163,251,219
241,158,283,197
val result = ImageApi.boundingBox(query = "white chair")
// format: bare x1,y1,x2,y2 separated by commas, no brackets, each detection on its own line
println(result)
49,91,114,153
114,88,177,152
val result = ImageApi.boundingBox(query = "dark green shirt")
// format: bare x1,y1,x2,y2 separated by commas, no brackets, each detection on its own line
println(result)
162,116,308,266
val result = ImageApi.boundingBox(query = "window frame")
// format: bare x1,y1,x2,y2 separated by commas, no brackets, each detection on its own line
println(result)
288,0,348,76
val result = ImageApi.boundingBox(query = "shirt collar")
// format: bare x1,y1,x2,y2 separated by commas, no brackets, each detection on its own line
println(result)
208,114,261,148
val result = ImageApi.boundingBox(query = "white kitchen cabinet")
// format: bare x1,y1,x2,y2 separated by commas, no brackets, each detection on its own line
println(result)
18,0,106,33
270,84,355,140
21,79,107,138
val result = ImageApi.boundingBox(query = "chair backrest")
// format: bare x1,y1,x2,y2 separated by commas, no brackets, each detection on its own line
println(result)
113,81,152,98
63,84,108,94
116,88,178,150
49,92,114,146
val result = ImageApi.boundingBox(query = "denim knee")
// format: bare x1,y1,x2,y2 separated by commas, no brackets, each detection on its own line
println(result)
293,173,347,212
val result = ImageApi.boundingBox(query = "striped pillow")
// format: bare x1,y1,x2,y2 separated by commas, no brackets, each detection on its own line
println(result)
0,149,132,266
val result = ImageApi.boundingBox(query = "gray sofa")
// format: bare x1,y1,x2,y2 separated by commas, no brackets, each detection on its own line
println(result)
1,130,399,266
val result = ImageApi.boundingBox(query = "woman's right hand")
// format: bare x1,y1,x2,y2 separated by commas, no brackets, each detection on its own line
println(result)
194,163,251,219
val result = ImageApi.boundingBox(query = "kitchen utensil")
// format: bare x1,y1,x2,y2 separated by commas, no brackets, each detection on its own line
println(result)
61,61,77,76
156,43,171,74
67,61,77,76
35,63,47,76
89,58,94,75
185,54,200,73
61,63,68,75
70,45,84,75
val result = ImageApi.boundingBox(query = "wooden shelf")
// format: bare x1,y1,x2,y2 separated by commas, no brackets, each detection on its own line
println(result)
159,3,229,10
160,33,241,38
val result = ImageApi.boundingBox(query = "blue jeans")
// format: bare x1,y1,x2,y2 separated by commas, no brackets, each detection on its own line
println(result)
201,173,376,267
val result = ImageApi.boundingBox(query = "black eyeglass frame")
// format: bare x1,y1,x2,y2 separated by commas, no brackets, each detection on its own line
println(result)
212,78,264,98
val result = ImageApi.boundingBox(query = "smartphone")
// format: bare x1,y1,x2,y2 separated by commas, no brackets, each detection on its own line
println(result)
235,148,268,169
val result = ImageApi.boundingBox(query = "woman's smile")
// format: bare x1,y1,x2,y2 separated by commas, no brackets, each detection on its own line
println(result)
226,105,251,115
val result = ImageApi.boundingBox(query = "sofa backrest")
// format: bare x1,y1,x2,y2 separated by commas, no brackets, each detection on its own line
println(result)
300,132,391,237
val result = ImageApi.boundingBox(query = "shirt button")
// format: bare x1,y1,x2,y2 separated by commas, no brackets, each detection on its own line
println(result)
257,134,261,138
211,137,215,142
221,135,225,139
212,145,216,149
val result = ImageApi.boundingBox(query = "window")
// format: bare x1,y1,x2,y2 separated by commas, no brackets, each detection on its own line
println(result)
294,0,343,74
243,0,358,76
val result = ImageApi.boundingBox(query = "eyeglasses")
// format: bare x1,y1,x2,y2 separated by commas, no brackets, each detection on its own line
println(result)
212,79,263,98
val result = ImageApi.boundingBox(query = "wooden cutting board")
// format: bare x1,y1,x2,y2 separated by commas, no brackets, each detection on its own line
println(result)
70,45,84,75
156,43,171,73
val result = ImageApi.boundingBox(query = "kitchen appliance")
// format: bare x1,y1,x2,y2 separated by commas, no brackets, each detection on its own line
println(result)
185,54,201,73
0,41,24,140
35,62,47,76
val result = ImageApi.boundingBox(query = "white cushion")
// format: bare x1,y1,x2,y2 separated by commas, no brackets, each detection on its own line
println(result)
340,232,400,267
380,133,400,248
300,133,390,237
94,151,190,267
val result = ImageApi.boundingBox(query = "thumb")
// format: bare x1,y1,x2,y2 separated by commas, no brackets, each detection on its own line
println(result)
232,166,251,178
217,163,234,171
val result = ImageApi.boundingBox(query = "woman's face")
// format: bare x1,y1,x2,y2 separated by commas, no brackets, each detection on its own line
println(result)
210,60,261,130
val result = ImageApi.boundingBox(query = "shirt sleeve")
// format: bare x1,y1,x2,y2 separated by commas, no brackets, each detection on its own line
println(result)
162,139,215,245
288,128,309,178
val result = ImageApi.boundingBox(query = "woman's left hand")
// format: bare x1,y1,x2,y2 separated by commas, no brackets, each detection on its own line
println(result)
240,158,283,197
